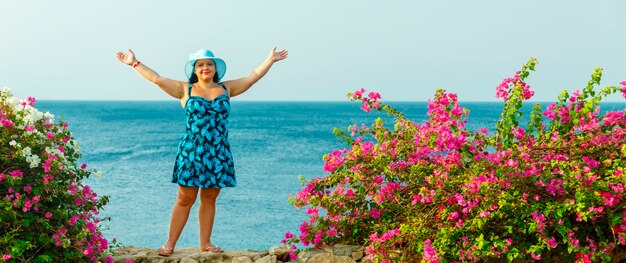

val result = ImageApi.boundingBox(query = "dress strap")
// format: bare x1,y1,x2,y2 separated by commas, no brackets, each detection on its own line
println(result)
218,83,229,96
187,83,193,97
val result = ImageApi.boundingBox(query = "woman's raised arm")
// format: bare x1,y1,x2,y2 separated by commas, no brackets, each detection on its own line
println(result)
116,49,186,99
223,47,288,97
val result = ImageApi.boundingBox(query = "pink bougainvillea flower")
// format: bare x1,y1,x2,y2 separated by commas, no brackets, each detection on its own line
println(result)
323,150,346,173
289,245,298,260
10,170,24,178
70,215,80,226
353,88,365,99
361,100,371,112
530,253,541,260
423,239,440,263
1,119,14,127
369,208,382,219
368,91,381,100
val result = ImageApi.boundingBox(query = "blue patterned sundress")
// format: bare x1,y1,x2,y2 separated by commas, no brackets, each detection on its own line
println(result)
172,83,236,188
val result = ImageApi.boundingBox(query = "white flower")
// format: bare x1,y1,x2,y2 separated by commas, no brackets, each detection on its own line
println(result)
27,155,41,168
23,108,44,125
93,170,103,178
45,146,66,160
9,140,17,146
22,146,32,157
0,87,12,97
43,111,55,124
7,97,21,112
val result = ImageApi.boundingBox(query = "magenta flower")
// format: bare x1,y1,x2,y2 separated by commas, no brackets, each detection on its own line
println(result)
10,170,24,178
289,245,298,260
546,236,557,248
423,239,440,263
530,253,541,260
369,208,382,219
313,230,323,246
353,88,366,99
543,104,556,120
85,221,96,233
1,119,14,127
361,100,371,112
368,91,381,100
323,150,345,173
70,215,80,226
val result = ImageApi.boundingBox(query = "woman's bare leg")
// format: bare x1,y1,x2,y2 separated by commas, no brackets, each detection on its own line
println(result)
163,186,199,250
199,188,221,249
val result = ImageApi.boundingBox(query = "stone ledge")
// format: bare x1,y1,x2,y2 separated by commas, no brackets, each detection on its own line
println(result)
112,245,366,263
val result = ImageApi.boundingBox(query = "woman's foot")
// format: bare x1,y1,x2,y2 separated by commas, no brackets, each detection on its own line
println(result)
202,243,224,253
157,242,175,256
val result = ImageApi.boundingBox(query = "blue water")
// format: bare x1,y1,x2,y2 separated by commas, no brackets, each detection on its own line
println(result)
35,100,626,250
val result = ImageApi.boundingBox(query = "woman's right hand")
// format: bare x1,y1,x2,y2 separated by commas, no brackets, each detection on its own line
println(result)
116,49,137,65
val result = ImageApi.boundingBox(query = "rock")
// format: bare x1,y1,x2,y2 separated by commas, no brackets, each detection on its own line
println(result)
297,248,327,262
350,251,363,261
307,253,334,263
331,245,362,257
269,245,290,262
227,250,269,261
333,256,357,263
111,245,363,263
307,253,356,263
233,256,254,263
180,258,199,263
188,252,230,262
255,255,277,263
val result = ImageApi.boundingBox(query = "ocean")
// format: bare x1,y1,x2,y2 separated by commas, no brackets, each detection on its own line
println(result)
35,100,626,250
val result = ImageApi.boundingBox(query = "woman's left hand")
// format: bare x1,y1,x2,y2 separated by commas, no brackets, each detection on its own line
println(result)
269,47,288,62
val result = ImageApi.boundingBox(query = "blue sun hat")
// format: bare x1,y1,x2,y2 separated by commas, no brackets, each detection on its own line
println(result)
184,49,227,81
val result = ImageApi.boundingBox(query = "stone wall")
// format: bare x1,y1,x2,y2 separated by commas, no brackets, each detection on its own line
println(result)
112,244,369,263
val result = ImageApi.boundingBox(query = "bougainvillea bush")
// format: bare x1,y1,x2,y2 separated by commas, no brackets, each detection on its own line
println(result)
0,87,112,262
284,59,626,262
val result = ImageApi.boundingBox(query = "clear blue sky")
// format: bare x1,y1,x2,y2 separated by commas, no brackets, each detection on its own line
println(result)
1,0,625,102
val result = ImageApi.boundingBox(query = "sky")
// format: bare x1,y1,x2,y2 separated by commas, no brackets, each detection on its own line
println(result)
1,0,625,102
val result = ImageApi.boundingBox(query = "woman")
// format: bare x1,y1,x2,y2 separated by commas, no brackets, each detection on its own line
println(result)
115,47,288,256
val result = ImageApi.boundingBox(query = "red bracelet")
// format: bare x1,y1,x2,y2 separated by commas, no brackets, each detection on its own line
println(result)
132,61,141,68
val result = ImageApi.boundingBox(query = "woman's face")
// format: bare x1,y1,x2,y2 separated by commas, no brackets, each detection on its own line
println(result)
194,59,216,82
